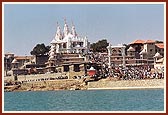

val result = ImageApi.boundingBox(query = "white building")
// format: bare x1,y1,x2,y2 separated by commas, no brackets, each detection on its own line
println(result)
49,20,90,60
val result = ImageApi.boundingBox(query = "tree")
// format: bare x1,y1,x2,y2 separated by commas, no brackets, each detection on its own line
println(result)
155,40,163,43
90,39,109,52
123,44,130,55
30,43,50,56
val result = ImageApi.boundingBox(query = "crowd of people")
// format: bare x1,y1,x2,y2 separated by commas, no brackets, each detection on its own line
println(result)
109,66,164,80
88,52,164,80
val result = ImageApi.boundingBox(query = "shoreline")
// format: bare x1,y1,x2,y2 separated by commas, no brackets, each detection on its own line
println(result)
5,86,164,92
4,79,164,92
87,79,164,91
88,86,164,90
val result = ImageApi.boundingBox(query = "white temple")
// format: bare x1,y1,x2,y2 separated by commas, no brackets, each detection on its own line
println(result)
49,20,89,60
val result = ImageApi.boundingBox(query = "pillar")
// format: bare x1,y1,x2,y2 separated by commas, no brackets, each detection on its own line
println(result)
122,46,126,68
107,44,111,69
56,44,59,53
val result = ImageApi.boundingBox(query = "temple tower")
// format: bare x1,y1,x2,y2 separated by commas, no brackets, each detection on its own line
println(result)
63,19,70,37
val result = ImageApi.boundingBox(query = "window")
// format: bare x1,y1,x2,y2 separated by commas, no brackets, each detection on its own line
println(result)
74,64,80,72
73,42,76,47
150,49,153,52
82,49,84,53
79,42,83,47
63,65,69,72
63,43,66,48
59,44,61,48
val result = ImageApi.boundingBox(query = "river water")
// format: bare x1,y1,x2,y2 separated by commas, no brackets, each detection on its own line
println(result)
4,89,164,112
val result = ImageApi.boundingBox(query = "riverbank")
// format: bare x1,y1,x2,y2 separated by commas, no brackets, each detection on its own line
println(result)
4,78,164,92
4,79,87,92
88,78,164,90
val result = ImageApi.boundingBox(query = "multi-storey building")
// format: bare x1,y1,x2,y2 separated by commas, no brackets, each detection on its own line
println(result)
107,39,164,68
4,53,14,76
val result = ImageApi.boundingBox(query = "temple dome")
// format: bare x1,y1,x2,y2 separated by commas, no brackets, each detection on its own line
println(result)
139,49,147,55
127,46,135,51
89,66,95,70
154,52,162,58
12,59,19,64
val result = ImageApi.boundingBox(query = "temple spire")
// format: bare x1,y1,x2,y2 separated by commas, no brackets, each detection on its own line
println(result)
63,18,69,37
71,21,77,37
55,22,62,40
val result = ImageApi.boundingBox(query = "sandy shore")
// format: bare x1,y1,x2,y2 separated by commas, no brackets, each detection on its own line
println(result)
87,79,164,90
88,86,164,90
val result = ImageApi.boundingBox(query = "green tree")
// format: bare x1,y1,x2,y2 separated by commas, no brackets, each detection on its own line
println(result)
90,39,109,52
30,43,50,56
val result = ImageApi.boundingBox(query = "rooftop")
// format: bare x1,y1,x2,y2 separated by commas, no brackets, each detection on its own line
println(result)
130,40,145,44
130,39,157,45
145,40,156,44
155,43,164,49
14,56,34,60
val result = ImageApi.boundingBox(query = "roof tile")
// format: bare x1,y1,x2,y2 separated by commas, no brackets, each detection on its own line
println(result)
130,40,145,44
155,43,164,49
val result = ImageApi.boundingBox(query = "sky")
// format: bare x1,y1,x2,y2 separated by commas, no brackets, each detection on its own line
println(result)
4,3,165,56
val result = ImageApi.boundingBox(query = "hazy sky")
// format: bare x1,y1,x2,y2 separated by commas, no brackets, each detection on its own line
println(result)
4,3,165,55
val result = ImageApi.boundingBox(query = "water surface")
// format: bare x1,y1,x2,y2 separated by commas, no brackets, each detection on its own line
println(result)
4,89,164,111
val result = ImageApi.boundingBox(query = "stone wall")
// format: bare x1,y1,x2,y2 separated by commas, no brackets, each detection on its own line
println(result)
4,70,85,82
4,73,62,82
19,79,84,91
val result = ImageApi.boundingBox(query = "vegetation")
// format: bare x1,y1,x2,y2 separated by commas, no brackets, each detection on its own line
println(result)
90,39,109,52
155,40,163,43
30,43,50,56
123,44,130,55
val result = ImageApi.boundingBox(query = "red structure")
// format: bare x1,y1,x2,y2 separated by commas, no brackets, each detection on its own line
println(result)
88,67,96,76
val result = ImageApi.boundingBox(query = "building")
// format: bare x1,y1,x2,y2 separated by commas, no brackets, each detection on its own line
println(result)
155,43,164,56
4,53,14,76
4,53,36,76
46,20,90,78
129,39,145,59
12,56,35,69
106,39,164,68
11,55,35,75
